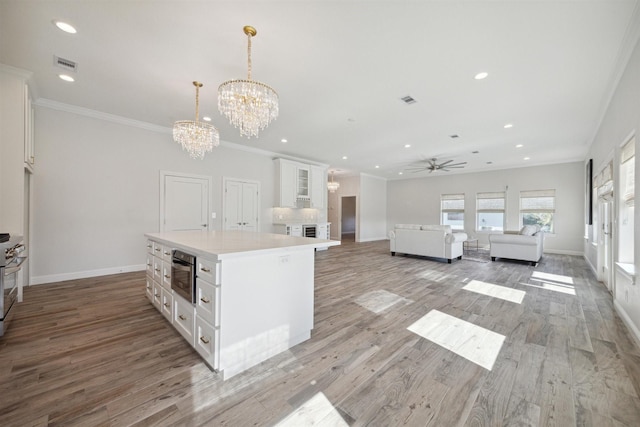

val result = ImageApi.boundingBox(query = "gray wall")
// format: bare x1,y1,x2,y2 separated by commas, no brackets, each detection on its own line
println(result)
387,162,585,254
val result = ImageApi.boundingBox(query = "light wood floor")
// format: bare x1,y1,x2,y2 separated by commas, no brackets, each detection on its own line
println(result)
2,240,640,426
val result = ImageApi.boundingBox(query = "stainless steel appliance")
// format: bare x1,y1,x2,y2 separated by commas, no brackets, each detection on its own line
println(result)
1,236,26,336
303,224,317,238
171,249,195,304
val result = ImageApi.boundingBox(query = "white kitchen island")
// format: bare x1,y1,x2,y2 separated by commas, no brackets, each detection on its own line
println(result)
144,230,339,380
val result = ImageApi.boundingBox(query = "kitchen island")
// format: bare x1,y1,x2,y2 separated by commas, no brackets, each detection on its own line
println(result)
144,230,339,380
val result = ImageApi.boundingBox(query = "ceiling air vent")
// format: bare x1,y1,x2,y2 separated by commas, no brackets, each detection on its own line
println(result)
400,95,417,105
54,55,78,72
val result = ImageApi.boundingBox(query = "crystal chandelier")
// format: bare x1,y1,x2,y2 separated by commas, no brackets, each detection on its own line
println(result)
218,26,279,139
327,171,340,193
173,81,219,159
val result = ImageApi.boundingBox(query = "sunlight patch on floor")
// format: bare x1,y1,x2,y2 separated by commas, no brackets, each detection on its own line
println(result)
462,280,526,304
274,392,348,426
521,280,576,295
354,289,413,314
531,271,574,285
407,310,505,370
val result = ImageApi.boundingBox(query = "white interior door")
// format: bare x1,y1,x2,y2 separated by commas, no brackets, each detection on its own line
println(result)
161,172,210,232
224,178,259,231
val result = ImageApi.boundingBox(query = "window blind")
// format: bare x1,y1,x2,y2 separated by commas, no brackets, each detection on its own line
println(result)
441,193,464,213
520,189,555,213
476,192,505,213
621,136,635,204
621,136,635,164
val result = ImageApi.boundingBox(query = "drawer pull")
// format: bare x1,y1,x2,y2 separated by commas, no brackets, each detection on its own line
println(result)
164,303,170,308
155,268,160,272
146,244,152,248
147,262,151,266
200,297,210,304
200,267,211,273
200,336,210,344
164,274,170,279
154,293,160,297
154,248,161,252
164,251,171,255
178,314,187,321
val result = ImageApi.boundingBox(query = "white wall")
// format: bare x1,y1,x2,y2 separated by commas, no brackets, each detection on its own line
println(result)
31,105,299,284
387,162,585,254
585,34,640,343
359,173,388,242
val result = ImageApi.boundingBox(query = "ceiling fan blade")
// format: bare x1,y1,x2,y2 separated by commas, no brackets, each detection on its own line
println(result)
439,160,454,167
446,162,467,167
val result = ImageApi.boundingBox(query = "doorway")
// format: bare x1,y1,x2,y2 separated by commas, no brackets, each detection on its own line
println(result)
160,172,211,232
341,196,356,242
598,199,613,293
223,178,260,231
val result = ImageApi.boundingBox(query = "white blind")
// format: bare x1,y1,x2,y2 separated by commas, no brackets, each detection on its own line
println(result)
621,136,635,164
597,162,614,200
621,137,635,205
441,193,464,213
477,192,505,213
520,189,555,213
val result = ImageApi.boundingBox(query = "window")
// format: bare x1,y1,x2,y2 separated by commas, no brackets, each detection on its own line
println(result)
476,192,505,231
441,193,464,230
520,189,555,233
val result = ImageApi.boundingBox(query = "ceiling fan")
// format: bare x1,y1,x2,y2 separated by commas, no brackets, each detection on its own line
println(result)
406,157,467,173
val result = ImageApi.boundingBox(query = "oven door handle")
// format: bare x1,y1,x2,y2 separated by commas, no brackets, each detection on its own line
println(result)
4,257,26,275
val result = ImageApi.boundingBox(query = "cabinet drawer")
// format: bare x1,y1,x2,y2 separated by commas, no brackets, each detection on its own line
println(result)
197,259,219,284
145,253,154,277
145,277,153,302
161,288,173,323
161,245,173,262
152,281,162,310
196,279,219,326
153,257,162,283
152,241,163,257
195,315,219,369
173,294,195,345
161,261,172,290
146,239,154,255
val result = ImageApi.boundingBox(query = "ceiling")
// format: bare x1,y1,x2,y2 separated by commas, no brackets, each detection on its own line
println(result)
1,1,639,179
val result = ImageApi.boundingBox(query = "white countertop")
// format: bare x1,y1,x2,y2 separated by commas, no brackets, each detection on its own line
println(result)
273,222,331,226
146,230,339,260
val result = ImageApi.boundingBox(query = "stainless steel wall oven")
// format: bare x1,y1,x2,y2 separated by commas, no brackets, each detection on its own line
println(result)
171,249,195,304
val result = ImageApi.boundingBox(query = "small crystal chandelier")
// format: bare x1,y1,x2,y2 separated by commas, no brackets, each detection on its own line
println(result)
218,25,279,139
173,81,219,159
327,171,340,193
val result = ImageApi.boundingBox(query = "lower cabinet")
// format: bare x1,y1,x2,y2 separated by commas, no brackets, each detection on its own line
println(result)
195,314,219,368
161,288,173,322
173,294,195,346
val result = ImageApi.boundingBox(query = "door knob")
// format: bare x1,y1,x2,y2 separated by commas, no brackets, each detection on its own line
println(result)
201,224,207,227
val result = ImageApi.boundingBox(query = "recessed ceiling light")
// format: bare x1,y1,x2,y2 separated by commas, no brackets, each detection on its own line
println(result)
342,156,347,160
375,165,380,169
404,144,411,148
58,74,75,82
202,116,212,122
486,161,493,164
347,118,356,122
516,144,523,148
524,157,530,160
504,123,513,129
450,134,460,139
281,138,287,143
474,72,488,80
472,150,479,154
54,21,77,34
398,172,403,175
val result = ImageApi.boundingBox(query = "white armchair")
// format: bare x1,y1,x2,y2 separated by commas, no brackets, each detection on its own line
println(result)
489,225,544,266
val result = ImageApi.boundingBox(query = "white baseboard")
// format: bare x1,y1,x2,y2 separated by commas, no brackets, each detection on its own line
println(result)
544,249,583,256
584,254,598,276
614,300,640,350
31,264,146,286
356,237,389,243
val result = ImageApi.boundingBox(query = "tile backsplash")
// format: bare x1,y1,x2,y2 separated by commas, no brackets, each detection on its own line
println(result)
273,207,319,223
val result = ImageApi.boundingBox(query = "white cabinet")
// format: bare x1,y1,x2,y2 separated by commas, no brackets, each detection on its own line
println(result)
275,159,297,208
310,166,326,208
173,293,195,345
274,159,327,209
318,223,329,239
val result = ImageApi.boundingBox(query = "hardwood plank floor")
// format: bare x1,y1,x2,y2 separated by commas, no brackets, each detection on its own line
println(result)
2,240,640,426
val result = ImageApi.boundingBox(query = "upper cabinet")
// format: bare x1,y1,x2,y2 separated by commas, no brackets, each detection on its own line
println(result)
274,159,326,209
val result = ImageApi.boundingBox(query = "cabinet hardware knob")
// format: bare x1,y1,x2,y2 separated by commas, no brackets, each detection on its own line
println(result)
179,314,187,321
201,267,211,273
164,303,170,308
164,274,170,279
155,293,160,297
200,297,210,304
155,248,160,251
200,336,210,344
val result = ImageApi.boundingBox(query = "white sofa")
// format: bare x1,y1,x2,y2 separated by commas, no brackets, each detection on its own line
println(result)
489,225,544,266
389,224,468,263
